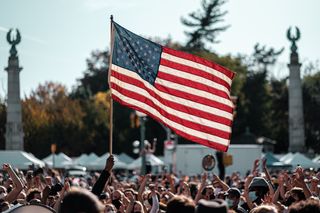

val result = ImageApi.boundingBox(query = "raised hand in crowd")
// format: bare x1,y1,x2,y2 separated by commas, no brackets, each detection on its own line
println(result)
194,172,207,204
293,166,312,199
2,163,24,203
92,154,114,197
252,159,260,176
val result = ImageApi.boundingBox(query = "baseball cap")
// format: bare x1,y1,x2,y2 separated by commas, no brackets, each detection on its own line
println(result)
225,188,241,198
248,177,269,190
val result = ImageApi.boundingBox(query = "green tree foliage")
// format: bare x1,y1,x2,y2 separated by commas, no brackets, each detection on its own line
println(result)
252,43,284,72
269,78,289,152
230,44,284,149
181,0,229,49
240,70,272,137
303,71,320,153
72,50,109,99
23,82,86,158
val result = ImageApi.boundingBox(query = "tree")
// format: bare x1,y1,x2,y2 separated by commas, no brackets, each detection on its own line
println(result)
252,43,284,73
269,78,289,153
303,71,320,153
72,50,110,99
181,0,229,49
240,70,272,136
22,82,86,158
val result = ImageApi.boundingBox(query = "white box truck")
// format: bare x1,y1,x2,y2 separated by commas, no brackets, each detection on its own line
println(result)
171,144,262,176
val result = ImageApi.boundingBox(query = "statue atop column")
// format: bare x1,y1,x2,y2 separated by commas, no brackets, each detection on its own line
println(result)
287,26,305,153
7,29,21,58
5,28,24,150
287,26,301,64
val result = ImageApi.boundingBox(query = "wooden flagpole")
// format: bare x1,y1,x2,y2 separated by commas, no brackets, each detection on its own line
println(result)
108,15,115,155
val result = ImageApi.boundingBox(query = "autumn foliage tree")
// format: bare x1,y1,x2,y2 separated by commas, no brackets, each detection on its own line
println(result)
23,82,86,158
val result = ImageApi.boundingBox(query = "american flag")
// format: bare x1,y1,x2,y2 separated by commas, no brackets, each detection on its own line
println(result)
109,21,235,152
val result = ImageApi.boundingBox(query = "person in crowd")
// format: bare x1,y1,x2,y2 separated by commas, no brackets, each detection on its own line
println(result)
225,187,247,213
0,156,319,213
58,187,105,213
195,198,228,213
166,195,195,213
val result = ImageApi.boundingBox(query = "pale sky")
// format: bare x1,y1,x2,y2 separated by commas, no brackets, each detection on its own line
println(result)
0,0,319,98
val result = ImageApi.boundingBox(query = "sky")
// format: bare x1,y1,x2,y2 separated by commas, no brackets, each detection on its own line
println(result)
0,0,319,98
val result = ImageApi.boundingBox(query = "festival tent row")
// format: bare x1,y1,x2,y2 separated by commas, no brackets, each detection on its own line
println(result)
127,154,164,171
86,153,128,170
84,153,164,171
280,152,320,169
1,150,164,171
41,152,133,170
42,153,74,168
0,151,44,170
74,153,99,168
262,152,292,169
274,152,320,169
117,153,134,164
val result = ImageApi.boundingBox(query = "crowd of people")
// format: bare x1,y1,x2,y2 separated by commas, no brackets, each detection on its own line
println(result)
0,155,319,213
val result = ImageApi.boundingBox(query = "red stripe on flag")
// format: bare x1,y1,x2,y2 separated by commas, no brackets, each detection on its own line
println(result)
111,93,229,152
111,70,233,125
155,83,233,114
162,47,235,80
160,58,231,91
111,82,231,139
157,71,230,100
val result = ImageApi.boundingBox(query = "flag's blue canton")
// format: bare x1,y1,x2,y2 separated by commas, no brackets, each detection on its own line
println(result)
112,22,162,85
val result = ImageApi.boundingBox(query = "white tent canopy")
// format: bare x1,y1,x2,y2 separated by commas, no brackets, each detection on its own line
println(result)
0,151,45,170
118,153,134,164
313,155,320,163
74,153,88,164
74,153,99,167
279,152,293,162
127,154,164,170
87,153,127,170
42,152,74,168
281,152,320,169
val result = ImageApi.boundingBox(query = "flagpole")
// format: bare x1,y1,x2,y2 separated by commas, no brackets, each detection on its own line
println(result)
108,15,115,155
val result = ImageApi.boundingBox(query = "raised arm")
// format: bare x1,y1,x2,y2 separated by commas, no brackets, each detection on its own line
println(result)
149,138,157,154
125,192,135,213
54,179,70,212
166,174,176,194
251,159,260,176
212,173,229,191
3,164,24,203
138,174,151,203
243,174,255,210
194,172,207,204
92,155,114,197
149,185,159,213
294,166,312,198
262,158,272,185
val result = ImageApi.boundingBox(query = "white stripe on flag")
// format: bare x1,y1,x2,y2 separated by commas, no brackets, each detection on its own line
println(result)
161,52,232,85
111,64,233,120
110,76,232,133
159,65,230,96
155,77,233,108
111,88,230,146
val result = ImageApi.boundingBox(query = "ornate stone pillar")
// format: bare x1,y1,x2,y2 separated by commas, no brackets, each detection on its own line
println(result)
287,27,305,153
5,29,24,150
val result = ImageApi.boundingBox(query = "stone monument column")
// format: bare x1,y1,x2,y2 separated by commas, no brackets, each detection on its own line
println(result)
287,27,305,153
5,29,24,150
